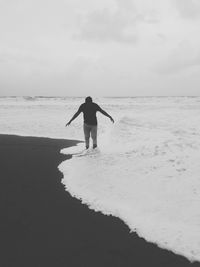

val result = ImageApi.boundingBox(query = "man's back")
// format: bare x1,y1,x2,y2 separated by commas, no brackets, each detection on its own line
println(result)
66,96,114,149
78,102,101,125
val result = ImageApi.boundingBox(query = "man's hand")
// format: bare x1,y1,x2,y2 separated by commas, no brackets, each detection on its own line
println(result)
110,117,114,123
65,110,81,127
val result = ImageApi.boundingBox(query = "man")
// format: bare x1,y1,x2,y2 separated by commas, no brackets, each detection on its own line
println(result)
66,96,114,149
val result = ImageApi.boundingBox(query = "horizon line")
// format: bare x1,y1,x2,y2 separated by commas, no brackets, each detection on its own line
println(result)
0,95,200,98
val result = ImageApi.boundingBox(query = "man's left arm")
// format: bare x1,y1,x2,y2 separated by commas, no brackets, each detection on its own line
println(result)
98,106,114,123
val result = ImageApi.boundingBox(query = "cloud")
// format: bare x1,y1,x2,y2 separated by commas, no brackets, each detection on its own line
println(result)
75,0,144,44
156,41,200,74
114,0,136,11
174,0,200,19
0,48,47,65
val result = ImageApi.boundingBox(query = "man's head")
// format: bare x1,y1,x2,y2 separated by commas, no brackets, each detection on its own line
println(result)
85,96,93,103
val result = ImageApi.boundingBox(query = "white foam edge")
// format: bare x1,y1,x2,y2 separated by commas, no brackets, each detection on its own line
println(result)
58,144,200,263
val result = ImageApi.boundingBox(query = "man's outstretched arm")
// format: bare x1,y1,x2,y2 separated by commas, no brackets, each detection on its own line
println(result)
66,110,81,126
99,108,114,123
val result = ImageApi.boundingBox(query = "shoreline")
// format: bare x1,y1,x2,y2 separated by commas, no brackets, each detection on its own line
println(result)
0,134,199,267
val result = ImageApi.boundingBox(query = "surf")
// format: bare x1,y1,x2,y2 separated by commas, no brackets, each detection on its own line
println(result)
59,109,200,263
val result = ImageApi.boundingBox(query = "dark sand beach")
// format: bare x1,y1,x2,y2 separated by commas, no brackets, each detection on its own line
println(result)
0,134,199,267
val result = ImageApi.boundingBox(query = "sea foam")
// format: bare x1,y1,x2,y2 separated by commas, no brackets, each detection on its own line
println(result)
59,100,200,262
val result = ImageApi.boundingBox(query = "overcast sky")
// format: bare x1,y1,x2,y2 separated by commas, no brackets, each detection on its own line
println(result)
0,0,200,96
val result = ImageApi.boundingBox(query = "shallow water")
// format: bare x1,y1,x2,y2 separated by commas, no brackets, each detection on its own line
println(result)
1,96,200,261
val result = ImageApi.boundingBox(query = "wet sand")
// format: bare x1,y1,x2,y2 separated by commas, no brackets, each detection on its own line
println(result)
0,134,199,267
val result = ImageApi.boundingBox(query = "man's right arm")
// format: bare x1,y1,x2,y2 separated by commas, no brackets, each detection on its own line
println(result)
66,105,82,126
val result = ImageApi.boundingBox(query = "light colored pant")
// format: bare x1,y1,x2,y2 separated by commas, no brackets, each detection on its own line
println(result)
83,123,97,148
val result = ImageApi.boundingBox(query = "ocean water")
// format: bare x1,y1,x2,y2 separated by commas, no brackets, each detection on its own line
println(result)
1,96,200,261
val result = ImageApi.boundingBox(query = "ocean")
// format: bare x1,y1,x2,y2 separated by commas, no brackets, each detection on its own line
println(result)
1,96,200,262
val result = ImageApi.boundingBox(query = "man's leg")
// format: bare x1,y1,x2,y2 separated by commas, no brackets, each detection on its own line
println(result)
91,126,97,149
83,124,90,149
